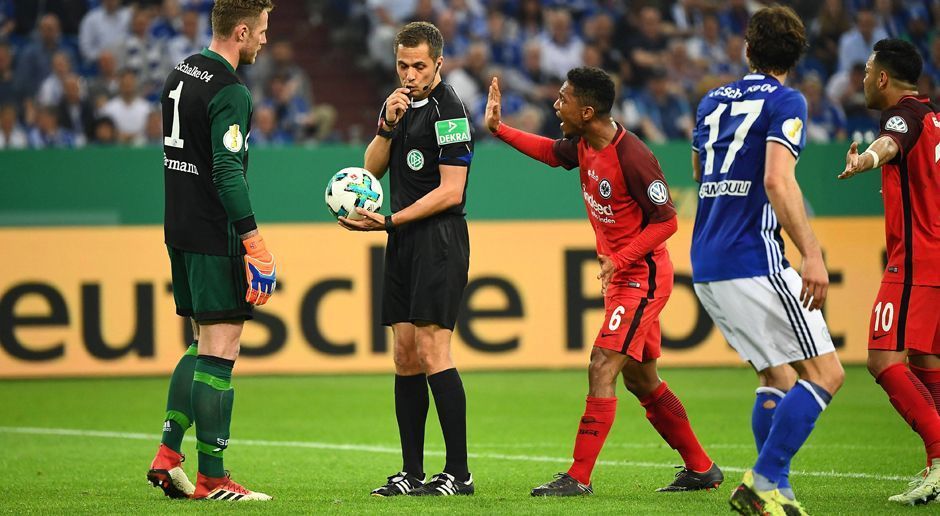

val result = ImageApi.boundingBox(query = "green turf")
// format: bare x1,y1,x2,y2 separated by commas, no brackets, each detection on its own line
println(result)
0,366,935,514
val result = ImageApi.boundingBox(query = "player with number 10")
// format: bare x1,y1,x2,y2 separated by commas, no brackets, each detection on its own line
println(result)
689,6,844,515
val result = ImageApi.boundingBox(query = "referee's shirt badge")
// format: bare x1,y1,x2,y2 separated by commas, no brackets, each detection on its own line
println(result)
407,149,424,171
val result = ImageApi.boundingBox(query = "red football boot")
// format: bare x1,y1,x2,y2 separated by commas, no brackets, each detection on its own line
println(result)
147,444,195,499
193,472,272,501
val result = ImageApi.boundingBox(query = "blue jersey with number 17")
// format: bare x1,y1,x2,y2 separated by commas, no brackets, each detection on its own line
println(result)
690,73,808,282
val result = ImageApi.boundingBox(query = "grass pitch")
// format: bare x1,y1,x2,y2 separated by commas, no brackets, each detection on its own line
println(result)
0,366,935,514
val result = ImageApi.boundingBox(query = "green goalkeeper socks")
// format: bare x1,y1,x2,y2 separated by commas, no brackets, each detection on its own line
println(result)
160,342,198,453
192,355,235,478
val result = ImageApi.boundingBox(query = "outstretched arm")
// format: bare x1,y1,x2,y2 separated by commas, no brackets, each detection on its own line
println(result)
485,77,572,168
838,136,899,179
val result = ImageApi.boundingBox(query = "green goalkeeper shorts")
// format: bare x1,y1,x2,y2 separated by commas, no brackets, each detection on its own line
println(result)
167,245,253,322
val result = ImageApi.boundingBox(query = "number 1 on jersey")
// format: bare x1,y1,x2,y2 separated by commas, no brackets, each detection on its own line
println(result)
165,81,185,149
702,99,764,175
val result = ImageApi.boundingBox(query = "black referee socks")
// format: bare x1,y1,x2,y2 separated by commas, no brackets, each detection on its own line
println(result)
428,368,470,482
395,373,429,478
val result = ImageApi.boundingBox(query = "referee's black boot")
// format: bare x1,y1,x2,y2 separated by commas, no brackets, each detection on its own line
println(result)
409,472,474,496
370,471,425,497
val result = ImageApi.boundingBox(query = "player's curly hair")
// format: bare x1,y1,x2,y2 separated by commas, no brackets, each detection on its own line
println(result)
395,22,444,59
745,6,806,75
873,38,922,86
211,0,274,38
566,67,614,116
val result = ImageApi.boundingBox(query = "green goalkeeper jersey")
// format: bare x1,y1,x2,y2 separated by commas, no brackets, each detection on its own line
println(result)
162,48,255,257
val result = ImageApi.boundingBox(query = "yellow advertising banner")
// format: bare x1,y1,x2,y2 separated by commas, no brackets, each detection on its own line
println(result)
1,219,884,378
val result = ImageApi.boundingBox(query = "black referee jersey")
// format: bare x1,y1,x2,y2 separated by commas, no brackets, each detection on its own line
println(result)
382,82,474,214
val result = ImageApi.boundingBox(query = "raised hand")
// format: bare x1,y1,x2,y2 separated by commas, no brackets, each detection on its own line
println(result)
838,141,862,180
385,87,410,126
484,76,502,134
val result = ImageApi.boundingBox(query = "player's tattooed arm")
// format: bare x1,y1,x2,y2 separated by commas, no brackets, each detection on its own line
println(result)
838,137,899,179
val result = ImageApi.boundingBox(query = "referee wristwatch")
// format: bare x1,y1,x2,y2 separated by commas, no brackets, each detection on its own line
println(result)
377,118,396,139
384,214,396,233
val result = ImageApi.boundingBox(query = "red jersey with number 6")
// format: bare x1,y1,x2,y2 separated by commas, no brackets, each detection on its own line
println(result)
877,95,940,286
552,123,676,298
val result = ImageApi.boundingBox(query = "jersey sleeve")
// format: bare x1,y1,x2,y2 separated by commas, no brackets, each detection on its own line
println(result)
691,96,711,152
621,137,677,224
552,137,580,170
879,105,922,162
434,94,474,167
208,83,254,227
765,89,807,158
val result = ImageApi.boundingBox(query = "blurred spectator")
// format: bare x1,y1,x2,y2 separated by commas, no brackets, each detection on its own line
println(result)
622,6,668,84
87,50,120,107
803,73,846,143
874,0,906,39
28,105,77,148
366,0,417,70
581,12,620,74
250,105,293,146
837,9,888,73
634,67,692,143
408,0,438,23
91,116,118,145
439,10,470,72
923,37,940,91
485,9,523,70
688,13,725,70
450,0,485,38
540,9,584,82
718,0,751,36
166,8,208,66
262,72,336,143
79,0,131,64
249,41,313,104
14,14,77,99
118,9,167,99
151,0,185,40
473,67,541,135
56,74,95,144
143,109,163,145
515,0,543,40
711,34,747,78
0,42,13,105
501,39,558,112
37,51,74,107
668,0,704,38
448,41,489,109
100,70,151,143
0,0,13,40
665,39,702,97
0,103,26,149
809,0,852,75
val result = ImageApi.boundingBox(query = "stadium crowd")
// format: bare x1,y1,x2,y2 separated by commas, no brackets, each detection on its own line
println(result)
1,0,939,149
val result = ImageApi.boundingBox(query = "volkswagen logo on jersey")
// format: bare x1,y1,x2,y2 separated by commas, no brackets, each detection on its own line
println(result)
599,179,612,199
647,180,669,205
885,115,908,133
406,149,424,171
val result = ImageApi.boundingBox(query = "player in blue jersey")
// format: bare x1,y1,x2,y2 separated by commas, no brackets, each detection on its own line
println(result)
690,7,845,515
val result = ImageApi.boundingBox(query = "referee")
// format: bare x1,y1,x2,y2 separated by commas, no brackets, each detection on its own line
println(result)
339,21,475,497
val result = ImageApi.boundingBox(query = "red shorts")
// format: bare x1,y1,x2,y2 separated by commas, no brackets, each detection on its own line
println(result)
868,282,940,354
594,292,669,362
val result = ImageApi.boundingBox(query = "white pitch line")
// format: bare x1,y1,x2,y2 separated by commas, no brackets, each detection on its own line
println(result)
0,426,912,482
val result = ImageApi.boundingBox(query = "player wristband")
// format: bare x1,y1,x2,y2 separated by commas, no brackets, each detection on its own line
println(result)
233,215,257,236
863,148,880,168
384,214,396,234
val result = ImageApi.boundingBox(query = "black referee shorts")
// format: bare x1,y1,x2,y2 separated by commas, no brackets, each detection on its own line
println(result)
382,214,469,330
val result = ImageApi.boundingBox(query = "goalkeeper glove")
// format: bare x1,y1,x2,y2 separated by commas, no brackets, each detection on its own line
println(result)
242,233,276,306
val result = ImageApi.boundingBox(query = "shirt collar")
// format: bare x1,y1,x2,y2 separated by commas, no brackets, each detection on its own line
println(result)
201,48,235,74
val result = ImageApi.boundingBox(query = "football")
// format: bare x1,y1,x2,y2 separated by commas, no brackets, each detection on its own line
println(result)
324,167,384,220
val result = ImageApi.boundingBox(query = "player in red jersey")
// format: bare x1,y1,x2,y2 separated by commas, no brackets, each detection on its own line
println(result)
840,38,940,505
485,67,722,496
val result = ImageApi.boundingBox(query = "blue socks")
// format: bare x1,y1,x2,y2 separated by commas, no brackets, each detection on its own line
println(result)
752,387,792,497
753,380,832,492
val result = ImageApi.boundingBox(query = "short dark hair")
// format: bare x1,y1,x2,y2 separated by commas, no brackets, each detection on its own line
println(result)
566,66,614,116
394,21,444,59
745,6,806,75
873,38,922,85
211,0,274,37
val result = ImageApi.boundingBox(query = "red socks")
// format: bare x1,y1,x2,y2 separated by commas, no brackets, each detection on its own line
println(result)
910,364,940,413
640,382,713,473
877,363,940,461
567,397,617,485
